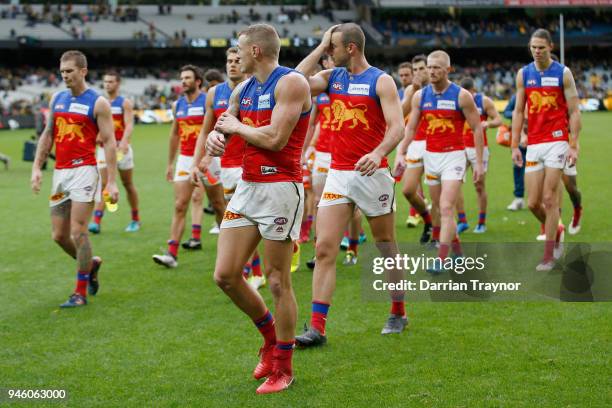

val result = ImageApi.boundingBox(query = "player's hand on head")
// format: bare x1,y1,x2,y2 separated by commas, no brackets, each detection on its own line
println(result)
215,112,240,135
206,130,226,157
321,25,339,51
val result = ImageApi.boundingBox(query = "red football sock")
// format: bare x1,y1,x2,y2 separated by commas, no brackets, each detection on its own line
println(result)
391,301,405,317
420,210,432,225
452,236,462,256
168,240,179,258
131,209,140,222
544,240,554,262
311,301,330,335
252,255,262,277
75,271,89,297
348,239,359,253
409,206,417,217
254,310,276,347
432,226,441,241
274,341,294,375
438,243,450,260
192,224,201,240
93,210,103,225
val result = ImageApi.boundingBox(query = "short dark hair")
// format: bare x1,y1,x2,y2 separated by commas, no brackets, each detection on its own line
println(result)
180,64,204,86
398,62,412,71
460,77,475,90
104,70,121,82
332,23,365,51
204,69,224,84
411,54,427,65
531,28,553,45
60,50,87,68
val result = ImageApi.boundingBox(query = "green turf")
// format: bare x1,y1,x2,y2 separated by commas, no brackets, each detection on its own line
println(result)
0,113,610,407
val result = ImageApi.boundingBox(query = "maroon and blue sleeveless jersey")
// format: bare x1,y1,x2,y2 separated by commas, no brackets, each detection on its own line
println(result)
463,92,488,148
327,66,387,170
523,61,569,145
110,95,126,142
213,81,244,168
175,92,206,156
52,88,100,169
419,82,465,153
238,66,310,183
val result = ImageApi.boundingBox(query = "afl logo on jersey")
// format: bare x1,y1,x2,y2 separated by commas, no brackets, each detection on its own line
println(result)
332,82,343,91
218,99,228,106
527,79,537,86
241,97,253,107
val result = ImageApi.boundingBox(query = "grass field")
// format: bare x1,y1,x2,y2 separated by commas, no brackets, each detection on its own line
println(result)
1,113,611,407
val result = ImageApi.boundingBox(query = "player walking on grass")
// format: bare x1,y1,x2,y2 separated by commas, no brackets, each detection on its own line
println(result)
511,29,581,271
191,47,266,290
88,70,140,234
206,24,311,394
394,54,435,243
403,51,484,274
294,23,407,346
30,50,118,307
455,77,502,234
153,65,216,268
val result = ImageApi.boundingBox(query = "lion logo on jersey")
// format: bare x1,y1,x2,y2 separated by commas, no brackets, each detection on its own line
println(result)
113,118,124,131
529,91,559,114
241,117,270,128
330,100,369,131
425,114,455,135
178,121,201,141
54,117,86,144
321,106,331,130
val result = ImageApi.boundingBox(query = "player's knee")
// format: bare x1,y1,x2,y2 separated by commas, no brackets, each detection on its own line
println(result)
439,203,454,219
542,193,557,210
315,240,335,262
527,198,541,212
402,183,417,198
265,273,286,299
52,230,68,244
174,198,189,214
213,268,237,291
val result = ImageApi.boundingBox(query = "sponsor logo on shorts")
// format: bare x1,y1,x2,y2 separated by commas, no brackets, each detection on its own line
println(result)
50,192,65,201
275,226,284,233
425,174,439,180
378,194,389,202
322,192,344,201
454,166,463,172
526,161,539,167
260,166,277,175
332,82,343,91
84,186,93,192
223,210,243,221
274,217,288,225
557,154,565,162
